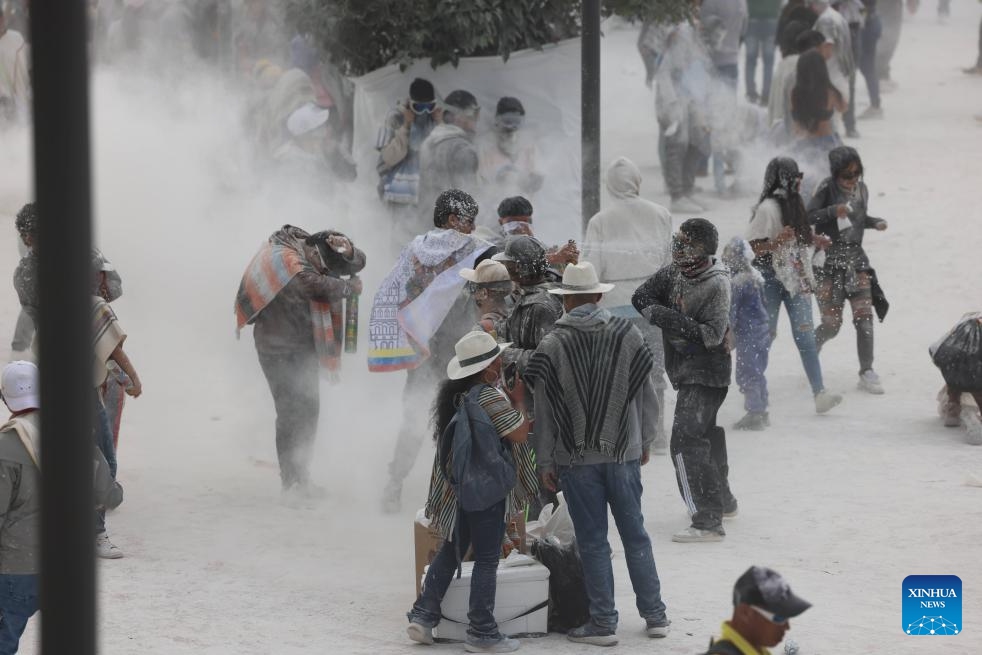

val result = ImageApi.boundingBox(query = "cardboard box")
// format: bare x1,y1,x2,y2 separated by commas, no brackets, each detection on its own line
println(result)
413,510,527,595
430,559,550,640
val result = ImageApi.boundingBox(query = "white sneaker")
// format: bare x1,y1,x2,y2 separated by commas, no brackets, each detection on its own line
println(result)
670,197,704,214
671,526,724,543
406,622,434,645
96,532,124,559
858,370,885,395
963,411,982,446
814,390,843,414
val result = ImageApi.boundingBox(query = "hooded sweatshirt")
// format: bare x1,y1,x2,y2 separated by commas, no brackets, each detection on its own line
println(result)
632,259,732,388
531,304,657,470
418,123,479,230
582,157,673,311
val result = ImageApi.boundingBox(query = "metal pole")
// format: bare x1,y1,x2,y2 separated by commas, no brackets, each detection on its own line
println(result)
30,1,97,654
581,0,602,234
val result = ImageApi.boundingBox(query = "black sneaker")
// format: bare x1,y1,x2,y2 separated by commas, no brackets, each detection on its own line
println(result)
645,617,671,638
723,496,739,518
567,622,618,646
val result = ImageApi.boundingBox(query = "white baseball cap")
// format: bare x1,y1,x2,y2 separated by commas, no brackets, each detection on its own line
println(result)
1,361,40,412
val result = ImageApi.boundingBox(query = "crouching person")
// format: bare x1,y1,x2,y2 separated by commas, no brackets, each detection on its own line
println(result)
0,361,123,653
406,332,535,653
527,262,670,647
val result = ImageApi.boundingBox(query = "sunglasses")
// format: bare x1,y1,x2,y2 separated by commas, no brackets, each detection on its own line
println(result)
750,605,788,625
411,101,436,115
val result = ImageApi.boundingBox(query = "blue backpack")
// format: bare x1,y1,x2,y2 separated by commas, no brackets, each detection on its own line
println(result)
439,385,517,512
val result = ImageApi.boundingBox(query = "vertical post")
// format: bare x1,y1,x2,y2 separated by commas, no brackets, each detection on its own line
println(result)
581,0,602,234
30,2,97,654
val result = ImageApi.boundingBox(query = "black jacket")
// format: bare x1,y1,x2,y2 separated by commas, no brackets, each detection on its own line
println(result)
807,178,886,271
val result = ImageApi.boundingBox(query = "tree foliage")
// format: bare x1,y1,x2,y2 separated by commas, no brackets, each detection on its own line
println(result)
284,0,691,76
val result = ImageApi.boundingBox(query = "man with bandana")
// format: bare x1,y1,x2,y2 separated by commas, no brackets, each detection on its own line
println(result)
632,218,737,543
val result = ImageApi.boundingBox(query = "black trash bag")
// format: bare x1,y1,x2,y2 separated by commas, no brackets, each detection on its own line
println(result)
529,538,590,633
931,314,982,391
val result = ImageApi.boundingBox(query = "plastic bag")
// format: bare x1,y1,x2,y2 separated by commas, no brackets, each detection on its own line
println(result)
931,313,982,391
526,493,590,633
525,491,576,548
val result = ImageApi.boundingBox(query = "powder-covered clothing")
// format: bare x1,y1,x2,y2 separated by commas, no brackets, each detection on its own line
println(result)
528,304,656,471
0,412,123,575
632,260,733,389
746,198,817,295
582,157,673,310
807,178,885,272
417,124,479,230
424,385,535,543
701,0,750,67
499,282,563,375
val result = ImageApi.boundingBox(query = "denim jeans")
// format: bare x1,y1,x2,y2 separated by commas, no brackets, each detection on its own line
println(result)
0,575,39,655
95,394,117,534
409,500,506,639
761,275,824,395
745,18,777,99
558,461,667,631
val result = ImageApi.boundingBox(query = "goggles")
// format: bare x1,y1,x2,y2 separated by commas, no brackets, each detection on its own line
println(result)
411,101,437,115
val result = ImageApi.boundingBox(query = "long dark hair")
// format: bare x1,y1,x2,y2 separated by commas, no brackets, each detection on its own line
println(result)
792,50,835,133
759,157,812,245
432,373,484,441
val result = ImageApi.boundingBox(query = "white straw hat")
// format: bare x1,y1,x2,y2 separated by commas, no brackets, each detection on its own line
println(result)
548,261,614,295
286,102,330,137
1,361,40,412
446,331,511,380
460,259,512,288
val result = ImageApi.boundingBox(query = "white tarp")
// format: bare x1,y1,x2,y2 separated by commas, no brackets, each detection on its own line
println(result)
352,39,582,245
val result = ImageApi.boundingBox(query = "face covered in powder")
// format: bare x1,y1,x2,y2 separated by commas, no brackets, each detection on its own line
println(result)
672,232,707,275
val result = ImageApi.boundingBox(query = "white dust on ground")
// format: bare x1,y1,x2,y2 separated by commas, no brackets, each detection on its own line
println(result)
1,5,981,652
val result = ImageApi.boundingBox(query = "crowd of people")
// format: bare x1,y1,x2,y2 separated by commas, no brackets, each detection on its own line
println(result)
2,0,981,653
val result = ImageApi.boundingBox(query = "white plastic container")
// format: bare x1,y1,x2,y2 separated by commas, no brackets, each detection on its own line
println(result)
427,560,550,640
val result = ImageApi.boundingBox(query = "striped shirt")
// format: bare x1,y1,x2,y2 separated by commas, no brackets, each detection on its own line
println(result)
425,384,537,543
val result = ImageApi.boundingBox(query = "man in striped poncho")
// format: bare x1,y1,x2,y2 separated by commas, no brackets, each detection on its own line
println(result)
526,262,670,647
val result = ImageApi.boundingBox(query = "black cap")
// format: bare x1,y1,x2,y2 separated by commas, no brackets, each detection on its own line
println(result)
679,218,719,255
497,196,533,219
495,96,525,116
409,78,435,103
733,566,812,619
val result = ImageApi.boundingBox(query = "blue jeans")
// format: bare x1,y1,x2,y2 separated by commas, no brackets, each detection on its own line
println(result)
0,575,38,655
762,275,824,395
745,18,777,99
409,500,506,639
735,333,770,413
558,461,667,631
94,395,117,534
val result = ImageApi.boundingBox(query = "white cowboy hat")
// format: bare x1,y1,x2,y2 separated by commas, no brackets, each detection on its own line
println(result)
548,261,614,295
446,331,512,380
460,259,512,287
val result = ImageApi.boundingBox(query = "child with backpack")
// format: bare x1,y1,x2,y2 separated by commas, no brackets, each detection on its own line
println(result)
406,331,536,653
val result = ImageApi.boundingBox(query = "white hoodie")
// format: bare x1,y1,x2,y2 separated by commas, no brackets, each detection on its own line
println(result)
582,157,673,309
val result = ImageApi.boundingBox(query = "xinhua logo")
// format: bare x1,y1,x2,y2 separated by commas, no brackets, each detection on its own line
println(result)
902,575,962,636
